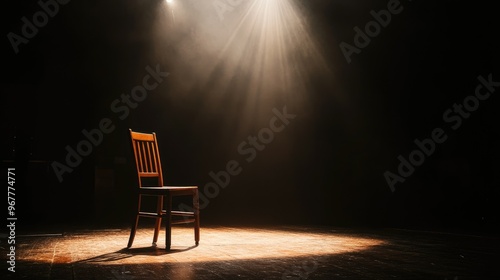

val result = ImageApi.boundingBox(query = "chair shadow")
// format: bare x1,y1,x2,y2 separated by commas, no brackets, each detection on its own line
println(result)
74,245,198,264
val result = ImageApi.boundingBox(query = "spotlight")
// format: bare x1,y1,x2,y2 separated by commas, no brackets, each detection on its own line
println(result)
166,0,173,3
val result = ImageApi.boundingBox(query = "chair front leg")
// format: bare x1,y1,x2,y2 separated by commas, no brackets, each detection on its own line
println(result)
193,189,200,246
127,215,139,248
165,192,172,250
127,194,142,248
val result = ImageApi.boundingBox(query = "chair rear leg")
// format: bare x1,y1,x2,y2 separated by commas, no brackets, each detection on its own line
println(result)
152,196,164,246
152,217,162,246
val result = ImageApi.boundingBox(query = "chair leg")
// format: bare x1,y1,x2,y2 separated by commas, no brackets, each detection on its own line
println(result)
193,190,200,246
127,195,142,248
165,193,172,251
152,196,163,246
152,219,162,247
127,215,139,248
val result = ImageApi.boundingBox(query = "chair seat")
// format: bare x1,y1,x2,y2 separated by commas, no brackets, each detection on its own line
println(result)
138,186,198,196
140,186,198,190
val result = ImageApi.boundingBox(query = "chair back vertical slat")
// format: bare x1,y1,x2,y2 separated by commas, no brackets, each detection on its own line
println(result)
136,142,142,172
150,142,156,173
147,142,154,173
141,141,147,172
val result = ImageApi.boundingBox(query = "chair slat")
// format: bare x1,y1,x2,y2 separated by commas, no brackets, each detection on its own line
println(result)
140,141,147,172
147,141,153,173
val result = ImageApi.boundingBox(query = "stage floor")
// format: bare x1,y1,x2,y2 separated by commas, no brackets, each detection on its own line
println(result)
3,223,497,279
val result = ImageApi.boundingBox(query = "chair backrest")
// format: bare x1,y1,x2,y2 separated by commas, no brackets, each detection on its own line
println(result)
129,129,164,188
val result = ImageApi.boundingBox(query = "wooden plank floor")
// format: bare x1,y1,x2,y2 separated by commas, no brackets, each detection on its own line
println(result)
2,223,498,279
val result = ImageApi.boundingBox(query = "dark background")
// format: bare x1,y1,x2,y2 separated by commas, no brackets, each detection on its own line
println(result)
2,0,499,233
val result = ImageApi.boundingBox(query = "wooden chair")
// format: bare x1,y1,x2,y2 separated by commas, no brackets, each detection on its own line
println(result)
127,129,200,250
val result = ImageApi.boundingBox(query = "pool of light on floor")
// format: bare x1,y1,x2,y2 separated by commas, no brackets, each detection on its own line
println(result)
17,226,385,265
